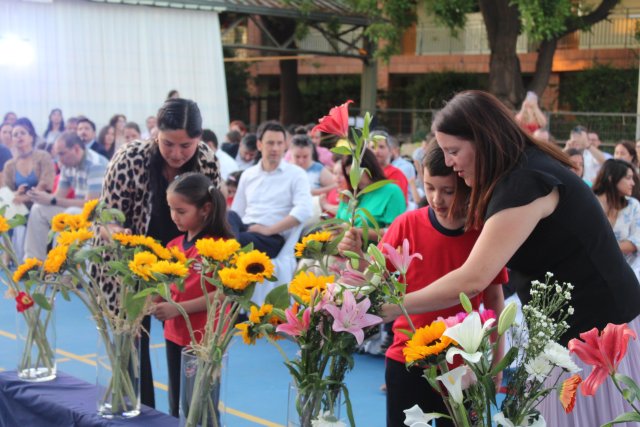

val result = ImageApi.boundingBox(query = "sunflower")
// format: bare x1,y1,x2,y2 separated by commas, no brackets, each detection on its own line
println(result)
115,234,172,260
150,260,189,278
235,323,261,345
196,238,241,262
559,374,582,413
218,267,251,291
57,228,94,246
295,230,333,257
235,250,274,281
248,304,274,323
51,213,89,232
44,245,69,274
13,258,43,282
169,246,187,264
0,215,10,233
112,233,134,245
81,199,99,221
128,251,158,281
403,321,453,363
289,271,334,304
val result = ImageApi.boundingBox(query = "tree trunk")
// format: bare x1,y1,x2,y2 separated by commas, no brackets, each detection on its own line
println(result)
479,0,524,108
279,58,303,125
529,39,558,97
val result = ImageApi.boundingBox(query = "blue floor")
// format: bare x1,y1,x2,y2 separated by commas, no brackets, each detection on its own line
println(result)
0,287,387,426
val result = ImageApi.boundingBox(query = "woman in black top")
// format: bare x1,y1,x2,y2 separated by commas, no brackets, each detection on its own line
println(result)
377,91,640,426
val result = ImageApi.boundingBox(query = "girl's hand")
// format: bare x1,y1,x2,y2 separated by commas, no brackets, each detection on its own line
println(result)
98,224,131,241
337,227,363,256
151,302,179,321
380,303,402,324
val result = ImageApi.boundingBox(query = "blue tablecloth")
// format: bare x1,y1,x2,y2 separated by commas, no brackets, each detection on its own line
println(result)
0,371,178,427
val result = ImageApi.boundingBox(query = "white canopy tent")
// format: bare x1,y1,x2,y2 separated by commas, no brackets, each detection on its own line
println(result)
0,0,229,140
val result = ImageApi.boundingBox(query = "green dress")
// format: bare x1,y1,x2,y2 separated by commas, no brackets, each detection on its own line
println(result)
336,182,406,228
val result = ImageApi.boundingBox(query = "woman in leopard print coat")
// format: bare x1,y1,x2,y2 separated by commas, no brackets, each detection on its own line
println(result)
95,98,220,409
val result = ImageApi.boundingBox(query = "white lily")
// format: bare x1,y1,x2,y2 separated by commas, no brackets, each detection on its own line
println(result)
494,412,546,427
403,404,444,426
443,311,494,364
436,365,468,404
542,341,581,373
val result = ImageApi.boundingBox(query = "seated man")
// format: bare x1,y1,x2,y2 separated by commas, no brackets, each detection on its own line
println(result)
24,131,108,260
229,121,312,258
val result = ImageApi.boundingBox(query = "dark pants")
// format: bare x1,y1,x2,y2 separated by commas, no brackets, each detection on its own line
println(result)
227,211,285,258
385,358,453,427
166,339,183,418
140,315,155,408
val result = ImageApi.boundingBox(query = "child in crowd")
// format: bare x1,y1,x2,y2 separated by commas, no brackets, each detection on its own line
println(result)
151,172,234,417
225,170,242,207
340,141,507,427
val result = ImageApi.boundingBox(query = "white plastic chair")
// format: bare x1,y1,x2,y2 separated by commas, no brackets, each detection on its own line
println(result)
251,223,304,306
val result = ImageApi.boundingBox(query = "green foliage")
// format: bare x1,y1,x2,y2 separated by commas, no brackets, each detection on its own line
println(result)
224,48,252,123
422,0,475,35
512,0,574,41
298,75,361,123
559,64,638,112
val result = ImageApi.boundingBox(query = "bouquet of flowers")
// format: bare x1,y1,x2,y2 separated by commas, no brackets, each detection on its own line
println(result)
402,273,580,427
32,200,190,418
0,210,57,381
139,238,275,427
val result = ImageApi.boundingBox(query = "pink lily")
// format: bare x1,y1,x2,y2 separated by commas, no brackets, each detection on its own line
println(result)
339,264,369,287
276,307,311,337
382,238,423,276
312,100,353,138
323,291,382,345
438,311,468,328
480,309,496,324
568,323,637,396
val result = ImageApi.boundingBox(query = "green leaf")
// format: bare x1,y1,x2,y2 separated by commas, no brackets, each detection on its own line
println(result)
360,179,393,195
358,207,380,231
265,284,290,310
330,146,352,156
601,411,640,427
614,373,640,402
124,293,145,319
32,293,52,310
489,347,518,377
349,163,362,192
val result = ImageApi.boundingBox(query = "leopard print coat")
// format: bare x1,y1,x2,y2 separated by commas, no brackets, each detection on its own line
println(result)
94,139,221,309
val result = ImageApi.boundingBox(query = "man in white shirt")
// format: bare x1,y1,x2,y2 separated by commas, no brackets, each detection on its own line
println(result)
565,126,605,182
230,121,312,258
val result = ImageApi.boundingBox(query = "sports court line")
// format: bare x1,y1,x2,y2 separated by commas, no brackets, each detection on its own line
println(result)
0,328,284,426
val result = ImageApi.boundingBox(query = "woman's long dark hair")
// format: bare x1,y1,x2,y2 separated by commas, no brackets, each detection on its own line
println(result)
432,90,572,229
167,172,233,239
44,108,64,138
593,159,636,217
422,139,470,220
150,98,204,217
342,148,387,193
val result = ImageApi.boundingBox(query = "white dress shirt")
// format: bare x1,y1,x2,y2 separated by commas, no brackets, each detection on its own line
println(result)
231,160,312,228
215,149,239,180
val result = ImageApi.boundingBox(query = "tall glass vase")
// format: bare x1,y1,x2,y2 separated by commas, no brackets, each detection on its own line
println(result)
180,348,228,427
287,382,344,427
96,327,141,418
15,292,57,382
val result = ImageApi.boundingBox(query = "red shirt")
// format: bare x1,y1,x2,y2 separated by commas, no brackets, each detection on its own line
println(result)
164,234,216,347
383,164,409,203
381,207,508,363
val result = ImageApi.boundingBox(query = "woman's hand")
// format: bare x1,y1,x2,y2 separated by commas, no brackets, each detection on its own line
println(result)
380,303,402,324
98,224,131,241
337,227,363,256
151,302,179,321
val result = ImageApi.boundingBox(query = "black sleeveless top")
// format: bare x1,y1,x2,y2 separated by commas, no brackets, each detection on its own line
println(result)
485,146,640,344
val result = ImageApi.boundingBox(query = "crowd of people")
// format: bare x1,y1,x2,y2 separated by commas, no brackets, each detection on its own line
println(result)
3,89,640,427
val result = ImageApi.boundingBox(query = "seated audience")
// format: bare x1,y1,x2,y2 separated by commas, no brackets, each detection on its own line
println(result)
124,122,142,144
368,130,409,203
565,148,591,187
77,117,109,159
614,140,639,169
24,132,108,260
289,134,334,196
564,125,606,182
43,108,65,150
202,129,238,180
97,125,116,160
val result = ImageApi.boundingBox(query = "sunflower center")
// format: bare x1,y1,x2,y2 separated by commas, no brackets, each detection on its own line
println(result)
246,263,265,275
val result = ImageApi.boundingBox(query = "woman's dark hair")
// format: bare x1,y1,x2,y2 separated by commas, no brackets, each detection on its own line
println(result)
97,125,116,159
124,121,141,134
226,170,243,188
109,114,126,128
13,117,37,141
44,108,65,138
167,172,233,239
432,90,573,230
291,134,319,162
422,140,469,219
341,148,386,192
593,159,636,215
156,98,202,138
615,140,638,166
167,89,180,99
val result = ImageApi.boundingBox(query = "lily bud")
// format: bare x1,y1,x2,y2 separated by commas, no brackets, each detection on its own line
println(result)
459,292,472,313
498,301,518,336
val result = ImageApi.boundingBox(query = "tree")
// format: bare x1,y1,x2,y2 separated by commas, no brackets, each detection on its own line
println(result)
349,0,621,107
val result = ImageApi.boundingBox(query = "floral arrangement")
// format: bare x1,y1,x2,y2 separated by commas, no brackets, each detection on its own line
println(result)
402,273,579,427
28,200,190,417
0,210,57,381
140,238,275,427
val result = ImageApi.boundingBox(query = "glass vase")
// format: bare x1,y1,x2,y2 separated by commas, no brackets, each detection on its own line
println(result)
287,382,344,427
179,348,228,427
96,327,141,418
15,291,57,382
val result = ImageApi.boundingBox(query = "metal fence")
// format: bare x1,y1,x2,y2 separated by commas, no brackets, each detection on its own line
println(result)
361,108,639,149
